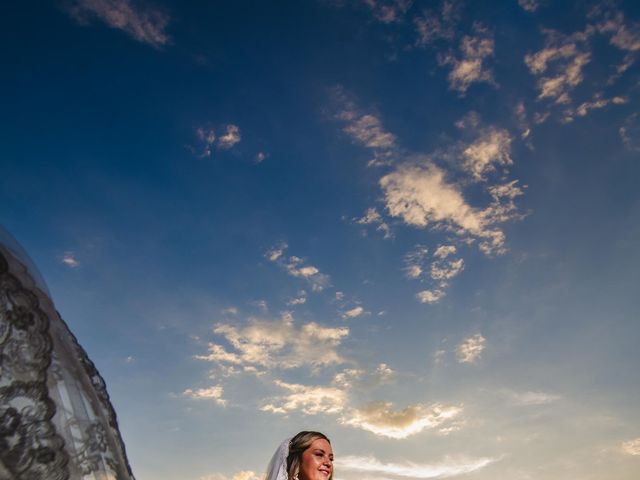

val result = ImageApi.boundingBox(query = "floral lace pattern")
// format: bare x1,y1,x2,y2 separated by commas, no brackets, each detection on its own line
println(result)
0,249,135,480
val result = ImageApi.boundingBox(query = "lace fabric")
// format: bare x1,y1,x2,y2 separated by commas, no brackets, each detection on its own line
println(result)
0,233,135,480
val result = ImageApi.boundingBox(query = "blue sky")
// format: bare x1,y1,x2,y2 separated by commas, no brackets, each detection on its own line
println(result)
2,0,640,479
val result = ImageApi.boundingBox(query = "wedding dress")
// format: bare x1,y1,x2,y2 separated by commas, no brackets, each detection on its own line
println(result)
0,227,135,480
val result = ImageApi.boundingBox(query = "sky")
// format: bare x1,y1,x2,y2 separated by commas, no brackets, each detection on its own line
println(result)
1,0,640,479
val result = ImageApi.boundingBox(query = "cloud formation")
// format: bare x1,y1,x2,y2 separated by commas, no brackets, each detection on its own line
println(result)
362,0,412,24
262,380,348,415
266,244,330,291
196,312,349,371
413,0,461,45
337,454,498,478
61,251,80,268
439,24,495,94
355,207,393,239
456,333,486,363
342,402,463,439
462,128,513,181
621,438,640,456
63,0,170,48
183,385,226,406
218,125,242,149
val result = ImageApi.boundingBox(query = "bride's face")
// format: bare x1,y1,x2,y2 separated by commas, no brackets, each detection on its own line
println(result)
299,438,333,480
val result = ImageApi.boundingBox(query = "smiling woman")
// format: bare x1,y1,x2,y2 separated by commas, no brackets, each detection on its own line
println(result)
265,432,334,480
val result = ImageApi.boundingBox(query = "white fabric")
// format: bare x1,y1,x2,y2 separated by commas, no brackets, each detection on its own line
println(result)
265,438,291,480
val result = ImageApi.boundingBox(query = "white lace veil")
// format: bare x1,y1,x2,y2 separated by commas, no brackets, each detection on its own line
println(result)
265,437,291,480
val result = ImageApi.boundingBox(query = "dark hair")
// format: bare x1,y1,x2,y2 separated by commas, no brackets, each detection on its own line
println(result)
286,431,332,480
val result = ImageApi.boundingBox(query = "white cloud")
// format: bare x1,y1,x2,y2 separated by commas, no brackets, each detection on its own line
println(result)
563,95,628,123
505,390,562,406
621,438,640,456
404,245,429,279
355,208,393,239
266,244,330,291
620,113,640,151
362,0,412,24
255,151,269,163
414,0,460,45
262,380,348,415
61,251,80,268
63,0,170,48
380,161,508,254
430,258,464,281
341,402,463,439
337,454,498,478
343,306,365,319
331,86,398,167
433,245,456,259
439,25,495,94
417,289,445,304
456,333,486,363
196,313,349,370
200,471,260,480
518,0,540,13
183,385,226,406
287,290,307,306
462,128,513,181
218,124,241,149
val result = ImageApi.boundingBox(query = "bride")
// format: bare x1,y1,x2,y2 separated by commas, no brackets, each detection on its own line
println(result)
265,431,333,480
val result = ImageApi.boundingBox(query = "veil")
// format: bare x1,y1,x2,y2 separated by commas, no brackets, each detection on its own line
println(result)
264,437,291,480
0,227,135,480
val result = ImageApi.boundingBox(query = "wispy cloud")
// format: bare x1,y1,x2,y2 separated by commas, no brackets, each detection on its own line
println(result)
403,244,429,279
200,471,260,480
61,251,80,268
621,438,640,456
286,290,307,306
218,124,242,149
518,0,540,13
413,0,461,45
416,289,446,304
620,113,640,151
261,380,348,415
380,160,510,255
562,94,628,123
503,389,562,406
354,208,393,239
183,385,226,406
341,402,463,439
462,128,513,181
342,306,365,319
266,243,330,291
196,313,348,371
456,333,486,363
331,86,398,167
438,24,495,94
62,0,170,48
337,454,498,478
361,0,412,24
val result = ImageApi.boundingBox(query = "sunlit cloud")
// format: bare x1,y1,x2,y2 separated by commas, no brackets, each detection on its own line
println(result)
262,380,348,415
462,128,513,181
255,151,269,163
456,333,486,363
195,312,349,370
518,0,540,13
355,208,393,239
337,454,499,478
287,290,307,306
503,389,562,406
331,86,398,167
403,245,429,279
413,0,460,45
621,438,640,456
61,251,80,268
183,385,226,406
342,402,463,439
416,289,445,304
433,245,456,259
218,124,241,149
380,160,509,255
619,113,640,151
200,470,260,480
62,0,170,48
266,243,330,291
343,306,365,319
439,24,495,94
362,0,412,24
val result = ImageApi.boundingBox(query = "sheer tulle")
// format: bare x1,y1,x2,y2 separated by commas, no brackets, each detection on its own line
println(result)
264,438,291,480
0,228,135,479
